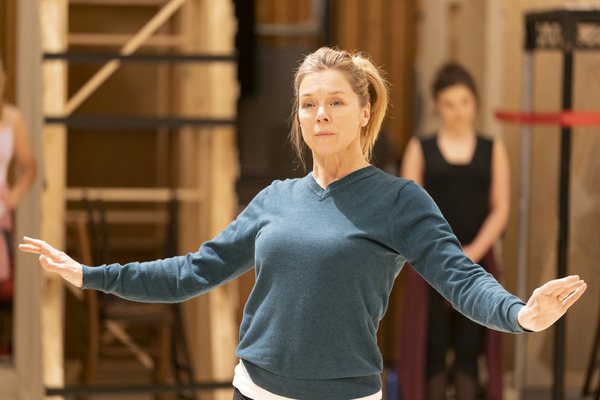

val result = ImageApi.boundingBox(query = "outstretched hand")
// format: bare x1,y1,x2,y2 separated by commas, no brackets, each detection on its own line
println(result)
517,275,587,332
19,236,83,288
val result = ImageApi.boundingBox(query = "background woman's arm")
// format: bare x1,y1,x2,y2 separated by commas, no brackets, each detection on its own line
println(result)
400,136,425,186
462,139,510,263
1,107,37,210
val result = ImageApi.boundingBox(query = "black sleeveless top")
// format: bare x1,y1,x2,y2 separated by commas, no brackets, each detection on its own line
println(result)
421,135,493,244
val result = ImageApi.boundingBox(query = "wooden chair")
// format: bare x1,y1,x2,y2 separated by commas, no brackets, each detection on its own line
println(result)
73,198,175,398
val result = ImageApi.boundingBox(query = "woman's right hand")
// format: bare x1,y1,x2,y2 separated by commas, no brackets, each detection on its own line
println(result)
19,236,83,288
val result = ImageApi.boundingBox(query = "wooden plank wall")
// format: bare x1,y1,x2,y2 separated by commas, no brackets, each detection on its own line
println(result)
256,0,316,47
0,0,16,103
334,0,419,160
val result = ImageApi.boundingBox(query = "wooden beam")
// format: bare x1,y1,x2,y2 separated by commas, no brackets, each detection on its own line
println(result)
175,2,238,399
69,0,168,5
40,0,68,396
65,187,204,202
61,0,188,117
203,3,239,400
68,33,185,47
13,0,45,396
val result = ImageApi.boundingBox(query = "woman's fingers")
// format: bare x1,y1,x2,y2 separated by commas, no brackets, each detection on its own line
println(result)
19,236,63,261
543,275,579,293
546,276,586,302
19,237,84,288
19,236,47,254
39,255,53,272
561,281,587,306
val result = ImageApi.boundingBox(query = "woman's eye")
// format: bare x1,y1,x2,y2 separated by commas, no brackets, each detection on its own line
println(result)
332,100,343,106
302,103,315,109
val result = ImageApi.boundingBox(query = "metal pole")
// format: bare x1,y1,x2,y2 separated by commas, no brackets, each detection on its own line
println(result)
514,49,533,399
552,47,573,400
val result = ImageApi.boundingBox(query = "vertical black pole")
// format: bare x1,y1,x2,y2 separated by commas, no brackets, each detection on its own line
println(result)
552,48,573,400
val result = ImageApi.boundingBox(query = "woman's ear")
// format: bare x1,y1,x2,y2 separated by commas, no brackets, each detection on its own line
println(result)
361,103,371,127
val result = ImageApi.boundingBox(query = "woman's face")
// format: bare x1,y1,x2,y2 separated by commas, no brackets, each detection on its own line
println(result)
435,84,477,131
298,69,370,161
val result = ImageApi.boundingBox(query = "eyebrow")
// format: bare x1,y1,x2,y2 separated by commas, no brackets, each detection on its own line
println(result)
299,90,348,98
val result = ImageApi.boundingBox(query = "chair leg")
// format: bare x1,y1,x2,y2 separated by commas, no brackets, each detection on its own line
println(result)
83,302,99,386
171,305,197,400
156,322,173,400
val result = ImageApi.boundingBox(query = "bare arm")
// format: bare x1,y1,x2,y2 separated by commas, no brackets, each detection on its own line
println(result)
400,137,424,186
1,107,37,210
462,139,510,263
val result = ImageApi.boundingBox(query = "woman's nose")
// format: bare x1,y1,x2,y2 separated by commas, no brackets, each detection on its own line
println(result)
316,106,330,123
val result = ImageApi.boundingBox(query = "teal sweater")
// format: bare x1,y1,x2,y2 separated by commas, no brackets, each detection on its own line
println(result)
82,166,525,399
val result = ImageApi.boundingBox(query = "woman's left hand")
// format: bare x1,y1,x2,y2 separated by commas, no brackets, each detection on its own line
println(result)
517,275,587,332
0,183,16,210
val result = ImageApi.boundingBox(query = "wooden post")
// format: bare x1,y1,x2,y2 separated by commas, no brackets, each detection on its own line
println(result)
175,1,239,399
204,2,239,396
12,1,45,399
40,0,68,397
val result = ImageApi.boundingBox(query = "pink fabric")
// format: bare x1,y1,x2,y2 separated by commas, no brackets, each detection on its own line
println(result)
0,107,14,285
0,211,13,282
397,251,504,400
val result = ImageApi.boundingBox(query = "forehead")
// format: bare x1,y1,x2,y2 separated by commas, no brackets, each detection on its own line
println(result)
437,84,475,100
299,69,353,96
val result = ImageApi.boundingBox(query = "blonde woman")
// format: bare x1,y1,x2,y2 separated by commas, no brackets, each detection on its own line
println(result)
21,48,585,400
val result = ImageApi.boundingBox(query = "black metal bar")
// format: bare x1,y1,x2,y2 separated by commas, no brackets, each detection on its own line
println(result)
552,43,574,400
582,297,600,396
524,10,600,51
45,115,236,130
45,381,233,397
43,52,237,63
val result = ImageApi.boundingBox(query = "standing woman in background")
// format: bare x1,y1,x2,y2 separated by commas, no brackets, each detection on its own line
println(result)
0,57,37,359
399,63,510,400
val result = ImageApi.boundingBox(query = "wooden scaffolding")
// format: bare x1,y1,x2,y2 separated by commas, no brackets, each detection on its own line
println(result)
12,0,240,399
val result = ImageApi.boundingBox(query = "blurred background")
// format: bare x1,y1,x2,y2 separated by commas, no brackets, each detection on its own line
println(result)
0,1,598,399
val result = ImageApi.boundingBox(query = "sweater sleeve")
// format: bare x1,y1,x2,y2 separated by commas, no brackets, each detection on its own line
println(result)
394,181,526,333
81,186,269,303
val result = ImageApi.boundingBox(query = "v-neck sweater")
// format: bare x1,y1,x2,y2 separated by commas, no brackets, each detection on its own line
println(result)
82,166,526,399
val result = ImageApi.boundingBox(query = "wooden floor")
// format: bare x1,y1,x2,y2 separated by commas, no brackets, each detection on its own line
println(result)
63,357,234,400
0,357,595,400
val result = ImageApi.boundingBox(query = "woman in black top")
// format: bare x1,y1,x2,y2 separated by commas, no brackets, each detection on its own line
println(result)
400,63,510,400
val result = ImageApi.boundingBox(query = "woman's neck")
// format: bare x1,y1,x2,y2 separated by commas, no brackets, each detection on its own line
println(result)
439,125,475,139
311,154,370,189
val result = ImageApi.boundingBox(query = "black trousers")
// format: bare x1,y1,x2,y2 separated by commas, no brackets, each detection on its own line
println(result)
425,287,484,379
233,388,253,400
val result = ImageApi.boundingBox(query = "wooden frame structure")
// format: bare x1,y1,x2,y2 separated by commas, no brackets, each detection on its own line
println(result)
7,1,240,399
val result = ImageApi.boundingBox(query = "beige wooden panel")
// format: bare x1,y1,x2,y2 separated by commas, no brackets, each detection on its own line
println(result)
40,0,68,396
175,2,239,400
11,1,45,398
200,3,239,399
